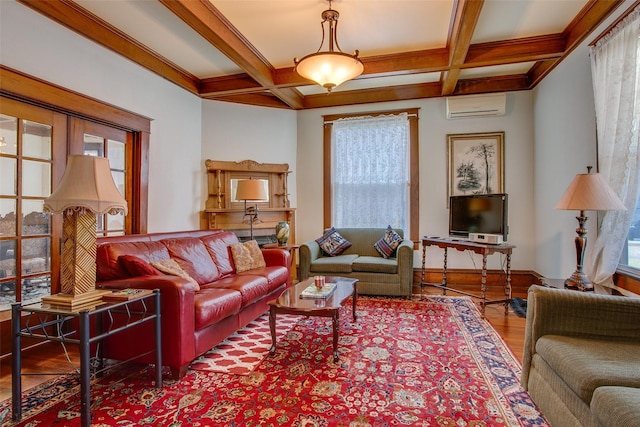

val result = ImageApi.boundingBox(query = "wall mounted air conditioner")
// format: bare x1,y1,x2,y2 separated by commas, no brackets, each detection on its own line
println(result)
446,93,506,119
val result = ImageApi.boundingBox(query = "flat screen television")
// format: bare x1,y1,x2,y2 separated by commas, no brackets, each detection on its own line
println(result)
449,193,508,241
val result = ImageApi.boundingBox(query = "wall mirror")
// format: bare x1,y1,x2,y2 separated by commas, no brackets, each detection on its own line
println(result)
230,178,270,203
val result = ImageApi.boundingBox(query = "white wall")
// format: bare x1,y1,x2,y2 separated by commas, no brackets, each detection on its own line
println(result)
200,100,298,207
0,1,202,232
532,45,597,280
297,92,535,271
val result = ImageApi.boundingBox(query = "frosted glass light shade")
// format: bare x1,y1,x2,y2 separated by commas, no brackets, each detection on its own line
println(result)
295,52,364,91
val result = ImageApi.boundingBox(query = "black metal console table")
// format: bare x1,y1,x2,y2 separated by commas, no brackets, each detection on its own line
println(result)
12,289,162,426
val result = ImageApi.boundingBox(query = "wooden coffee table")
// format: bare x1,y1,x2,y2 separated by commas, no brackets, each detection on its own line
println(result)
268,276,358,362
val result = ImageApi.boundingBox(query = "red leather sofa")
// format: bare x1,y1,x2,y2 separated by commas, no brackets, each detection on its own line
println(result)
95,229,291,378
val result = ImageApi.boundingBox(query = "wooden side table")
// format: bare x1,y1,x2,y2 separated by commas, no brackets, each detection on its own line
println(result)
540,278,566,289
263,243,300,281
420,237,516,317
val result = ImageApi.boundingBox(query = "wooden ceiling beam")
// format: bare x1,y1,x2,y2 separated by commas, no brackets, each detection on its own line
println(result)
464,35,566,67
303,82,443,109
453,75,531,95
16,0,200,94
204,93,292,110
159,0,303,109
441,0,484,95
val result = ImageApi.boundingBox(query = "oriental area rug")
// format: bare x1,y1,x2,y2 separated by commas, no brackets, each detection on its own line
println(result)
2,296,548,426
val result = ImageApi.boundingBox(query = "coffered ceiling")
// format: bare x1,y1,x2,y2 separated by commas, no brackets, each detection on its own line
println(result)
17,0,626,110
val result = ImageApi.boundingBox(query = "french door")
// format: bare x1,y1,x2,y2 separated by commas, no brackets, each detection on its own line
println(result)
0,98,66,312
0,102,134,314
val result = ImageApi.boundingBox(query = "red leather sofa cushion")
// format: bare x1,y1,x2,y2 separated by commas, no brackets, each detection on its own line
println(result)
193,288,243,330
118,254,160,277
240,266,291,292
161,237,220,285
203,275,269,307
97,240,169,281
200,231,239,276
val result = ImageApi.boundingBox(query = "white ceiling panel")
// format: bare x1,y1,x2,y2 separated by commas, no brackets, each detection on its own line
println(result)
460,62,537,79
212,0,454,68
76,0,241,78
473,0,589,44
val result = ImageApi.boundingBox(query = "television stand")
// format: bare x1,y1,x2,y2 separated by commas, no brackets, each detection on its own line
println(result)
420,237,515,317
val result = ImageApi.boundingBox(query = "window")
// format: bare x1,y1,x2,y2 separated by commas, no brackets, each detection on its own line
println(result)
323,109,419,242
596,9,640,278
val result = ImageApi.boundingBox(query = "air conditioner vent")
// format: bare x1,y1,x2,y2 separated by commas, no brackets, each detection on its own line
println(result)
446,93,506,119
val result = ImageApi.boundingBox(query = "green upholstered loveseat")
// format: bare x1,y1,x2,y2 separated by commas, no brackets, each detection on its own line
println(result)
299,228,414,297
521,285,640,427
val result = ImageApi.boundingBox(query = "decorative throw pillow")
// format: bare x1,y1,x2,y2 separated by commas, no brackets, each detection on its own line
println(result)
118,255,159,277
374,226,403,258
230,240,266,273
151,258,200,291
315,227,352,256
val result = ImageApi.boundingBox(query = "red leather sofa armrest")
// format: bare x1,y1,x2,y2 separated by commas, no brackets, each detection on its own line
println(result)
98,275,197,367
261,248,290,269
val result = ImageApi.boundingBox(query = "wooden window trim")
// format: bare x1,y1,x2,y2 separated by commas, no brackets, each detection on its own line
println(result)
323,108,419,244
0,65,149,234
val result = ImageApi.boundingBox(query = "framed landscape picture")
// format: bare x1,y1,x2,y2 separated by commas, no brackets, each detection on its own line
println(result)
447,131,504,197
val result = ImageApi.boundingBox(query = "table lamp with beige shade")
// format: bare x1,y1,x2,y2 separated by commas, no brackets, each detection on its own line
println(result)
41,155,128,308
235,178,268,241
555,166,626,291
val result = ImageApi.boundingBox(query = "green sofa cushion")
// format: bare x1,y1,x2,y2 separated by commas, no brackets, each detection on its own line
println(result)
591,386,640,427
352,256,398,273
536,335,640,403
309,254,359,274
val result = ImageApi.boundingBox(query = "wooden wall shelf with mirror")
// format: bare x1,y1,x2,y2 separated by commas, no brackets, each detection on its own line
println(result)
203,159,295,244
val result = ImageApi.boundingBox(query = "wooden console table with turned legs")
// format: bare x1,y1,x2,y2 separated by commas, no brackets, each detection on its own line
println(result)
420,237,516,317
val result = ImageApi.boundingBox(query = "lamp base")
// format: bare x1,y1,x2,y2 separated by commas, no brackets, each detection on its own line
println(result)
41,289,112,309
564,272,594,292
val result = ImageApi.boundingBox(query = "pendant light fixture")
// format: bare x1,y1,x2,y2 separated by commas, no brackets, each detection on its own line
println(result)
294,0,364,93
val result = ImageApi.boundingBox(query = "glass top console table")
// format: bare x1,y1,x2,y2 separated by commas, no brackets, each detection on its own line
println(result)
11,289,162,427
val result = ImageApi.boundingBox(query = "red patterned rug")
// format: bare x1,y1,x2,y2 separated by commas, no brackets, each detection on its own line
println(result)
2,296,548,426
190,313,298,375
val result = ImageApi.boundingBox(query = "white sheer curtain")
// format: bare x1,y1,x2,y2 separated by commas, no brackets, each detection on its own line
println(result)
332,113,410,231
586,7,640,292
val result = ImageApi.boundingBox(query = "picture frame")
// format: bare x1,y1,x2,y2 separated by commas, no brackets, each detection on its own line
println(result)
447,131,504,198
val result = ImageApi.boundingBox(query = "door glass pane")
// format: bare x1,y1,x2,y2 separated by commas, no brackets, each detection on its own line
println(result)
22,120,52,160
22,204,50,235
84,134,104,157
112,170,125,197
22,275,51,305
0,114,17,156
108,140,125,170
0,157,16,196
0,199,16,236
0,240,16,278
107,212,125,231
0,280,17,311
21,237,50,275
22,160,51,197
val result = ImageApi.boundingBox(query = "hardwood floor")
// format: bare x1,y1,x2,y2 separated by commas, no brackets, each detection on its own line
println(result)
0,285,528,403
